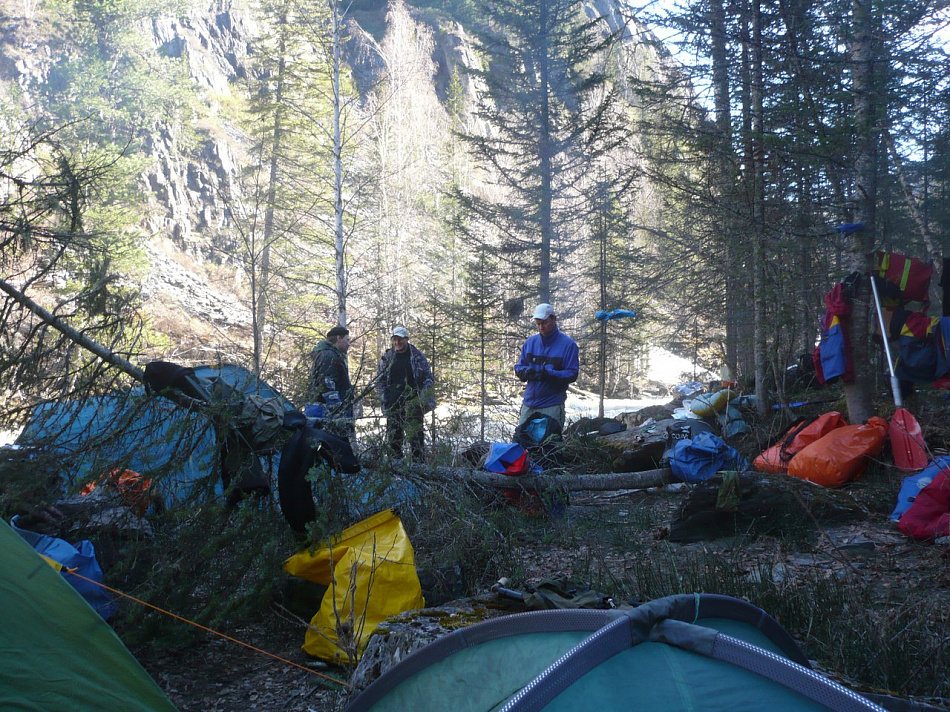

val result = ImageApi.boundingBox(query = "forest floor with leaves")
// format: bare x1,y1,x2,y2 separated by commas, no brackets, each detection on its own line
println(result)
129,394,950,712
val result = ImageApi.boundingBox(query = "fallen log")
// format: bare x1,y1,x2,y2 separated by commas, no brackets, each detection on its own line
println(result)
0,277,242,417
407,464,674,492
0,276,145,382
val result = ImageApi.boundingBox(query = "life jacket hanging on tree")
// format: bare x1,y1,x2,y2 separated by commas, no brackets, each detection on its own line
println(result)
875,251,933,306
813,281,855,385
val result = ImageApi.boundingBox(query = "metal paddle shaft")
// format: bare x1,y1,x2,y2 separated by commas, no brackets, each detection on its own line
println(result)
869,273,903,408
869,273,928,470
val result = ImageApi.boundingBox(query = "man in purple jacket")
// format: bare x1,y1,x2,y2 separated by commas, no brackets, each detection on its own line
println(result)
514,303,579,431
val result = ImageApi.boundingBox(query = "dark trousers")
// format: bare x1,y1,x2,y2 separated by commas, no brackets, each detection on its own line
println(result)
385,400,425,460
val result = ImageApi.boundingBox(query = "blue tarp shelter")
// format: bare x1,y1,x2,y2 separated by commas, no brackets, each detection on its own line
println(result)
11,363,292,505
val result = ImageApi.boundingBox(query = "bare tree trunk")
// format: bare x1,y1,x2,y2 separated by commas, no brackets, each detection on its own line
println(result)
843,0,876,424
749,0,769,417
598,179,607,418
332,0,347,327
255,14,286,379
480,278,487,442
408,464,673,491
0,277,144,383
736,0,755,384
538,0,553,303
709,0,739,381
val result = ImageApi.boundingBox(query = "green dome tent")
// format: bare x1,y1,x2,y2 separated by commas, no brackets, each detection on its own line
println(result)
347,593,884,712
0,518,177,711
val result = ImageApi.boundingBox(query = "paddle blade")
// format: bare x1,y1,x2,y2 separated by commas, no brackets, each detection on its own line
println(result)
889,408,928,471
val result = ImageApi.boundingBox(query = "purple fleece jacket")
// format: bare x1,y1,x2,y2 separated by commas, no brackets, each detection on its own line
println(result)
514,327,579,408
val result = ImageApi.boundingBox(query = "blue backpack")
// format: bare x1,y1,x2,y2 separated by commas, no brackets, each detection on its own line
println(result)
670,431,749,483
10,516,116,619
891,456,948,521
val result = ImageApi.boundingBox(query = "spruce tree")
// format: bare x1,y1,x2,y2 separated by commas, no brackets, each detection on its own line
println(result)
459,0,623,304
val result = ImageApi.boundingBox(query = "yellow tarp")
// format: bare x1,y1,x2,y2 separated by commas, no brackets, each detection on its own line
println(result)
40,554,63,571
283,509,425,663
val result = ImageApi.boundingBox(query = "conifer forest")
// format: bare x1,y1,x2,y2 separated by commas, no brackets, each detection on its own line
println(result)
3,0,950,709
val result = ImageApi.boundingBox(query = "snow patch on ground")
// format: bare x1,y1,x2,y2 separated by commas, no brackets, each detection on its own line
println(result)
644,346,713,385
566,346,713,420
565,391,668,420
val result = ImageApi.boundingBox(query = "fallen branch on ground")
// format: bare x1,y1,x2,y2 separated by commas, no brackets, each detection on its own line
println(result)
406,464,674,492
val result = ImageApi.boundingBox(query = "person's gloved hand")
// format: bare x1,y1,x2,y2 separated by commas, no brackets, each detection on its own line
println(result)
540,364,557,380
520,365,541,381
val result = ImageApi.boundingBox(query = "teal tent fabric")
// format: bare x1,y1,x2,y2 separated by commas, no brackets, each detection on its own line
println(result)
347,594,885,712
18,391,218,504
0,518,177,711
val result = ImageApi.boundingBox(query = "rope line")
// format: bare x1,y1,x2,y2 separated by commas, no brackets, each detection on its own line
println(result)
63,568,348,687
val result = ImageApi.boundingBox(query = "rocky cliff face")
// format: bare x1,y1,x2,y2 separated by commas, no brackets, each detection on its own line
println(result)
138,0,486,261
0,0,672,342
145,2,256,259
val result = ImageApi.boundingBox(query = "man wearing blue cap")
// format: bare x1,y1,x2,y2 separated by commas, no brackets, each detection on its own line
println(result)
514,303,579,431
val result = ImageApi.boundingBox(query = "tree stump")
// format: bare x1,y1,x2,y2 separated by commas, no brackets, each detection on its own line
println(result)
668,472,869,543
347,597,508,700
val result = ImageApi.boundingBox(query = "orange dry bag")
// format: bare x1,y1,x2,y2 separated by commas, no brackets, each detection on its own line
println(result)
786,417,887,487
753,412,848,474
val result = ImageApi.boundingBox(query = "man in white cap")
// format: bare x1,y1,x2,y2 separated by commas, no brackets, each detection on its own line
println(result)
376,325,434,459
514,303,579,431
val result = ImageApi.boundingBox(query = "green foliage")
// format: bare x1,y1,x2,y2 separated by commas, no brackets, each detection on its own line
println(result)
118,500,298,645
459,0,627,302
40,0,197,145
230,0,361,378
0,0,200,397
407,0,478,27
0,127,152,404
398,477,522,593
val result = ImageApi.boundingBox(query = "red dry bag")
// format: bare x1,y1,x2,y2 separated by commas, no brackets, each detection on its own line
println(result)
753,412,847,474
786,417,887,487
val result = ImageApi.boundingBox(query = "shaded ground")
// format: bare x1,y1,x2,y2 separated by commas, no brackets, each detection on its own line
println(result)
127,390,950,711
131,473,950,712
135,617,346,711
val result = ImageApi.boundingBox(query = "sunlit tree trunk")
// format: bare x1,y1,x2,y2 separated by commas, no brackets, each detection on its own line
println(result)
538,0,553,303
255,12,286,379
709,0,739,381
331,0,347,328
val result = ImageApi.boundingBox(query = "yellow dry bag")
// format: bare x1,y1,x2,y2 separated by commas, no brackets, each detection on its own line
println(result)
283,509,425,663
